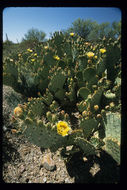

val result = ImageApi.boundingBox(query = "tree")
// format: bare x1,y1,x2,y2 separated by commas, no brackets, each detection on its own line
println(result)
20,28,46,49
66,18,121,42
22,28,46,42
67,18,99,41
111,21,121,37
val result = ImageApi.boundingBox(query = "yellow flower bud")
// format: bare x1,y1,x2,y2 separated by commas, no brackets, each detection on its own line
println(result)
61,110,65,115
97,114,101,118
94,105,99,111
83,101,87,106
105,105,110,110
110,102,115,107
86,52,94,58
14,107,23,117
100,48,106,53
82,111,88,117
101,109,105,114
70,32,74,36
88,59,92,63
11,129,17,133
53,55,60,61
44,46,48,49
27,48,33,52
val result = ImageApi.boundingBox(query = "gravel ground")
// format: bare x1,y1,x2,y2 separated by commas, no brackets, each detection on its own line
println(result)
2,85,120,183
2,131,75,183
2,130,120,183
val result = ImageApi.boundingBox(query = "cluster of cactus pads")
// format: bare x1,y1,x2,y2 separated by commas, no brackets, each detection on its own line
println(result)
3,32,121,164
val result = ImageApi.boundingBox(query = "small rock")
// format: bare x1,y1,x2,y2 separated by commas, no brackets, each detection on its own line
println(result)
3,125,8,132
19,164,25,173
28,180,32,183
96,152,101,158
65,178,70,183
60,180,65,184
43,177,47,183
89,163,100,176
57,167,60,171
41,153,56,171
47,180,52,183
39,168,44,176
66,145,73,151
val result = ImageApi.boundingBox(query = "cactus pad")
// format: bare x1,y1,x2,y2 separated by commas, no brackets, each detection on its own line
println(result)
103,112,121,164
77,87,90,100
80,118,99,138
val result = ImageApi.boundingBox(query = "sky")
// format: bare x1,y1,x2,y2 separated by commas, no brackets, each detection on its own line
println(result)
3,7,121,43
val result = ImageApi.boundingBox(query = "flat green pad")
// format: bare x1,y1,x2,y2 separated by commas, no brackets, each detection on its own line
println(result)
77,87,90,100
74,137,96,156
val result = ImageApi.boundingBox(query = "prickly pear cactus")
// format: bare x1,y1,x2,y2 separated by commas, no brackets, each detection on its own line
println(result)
102,112,121,164
6,32,121,163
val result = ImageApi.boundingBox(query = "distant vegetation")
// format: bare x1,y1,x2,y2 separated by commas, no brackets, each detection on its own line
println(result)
3,19,121,58
3,28,47,58
65,18,121,41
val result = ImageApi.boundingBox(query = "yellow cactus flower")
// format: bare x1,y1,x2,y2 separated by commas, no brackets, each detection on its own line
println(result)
86,52,95,58
14,107,23,117
27,48,33,52
56,121,71,137
94,105,99,111
44,46,48,49
31,59,35,62
100,48,106,53
70,32,74,36
34,53,37,56
53,55,60,61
